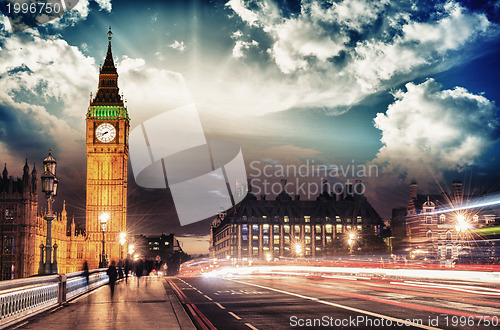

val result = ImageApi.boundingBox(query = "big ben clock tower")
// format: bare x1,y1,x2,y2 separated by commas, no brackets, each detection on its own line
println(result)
86,28,129,268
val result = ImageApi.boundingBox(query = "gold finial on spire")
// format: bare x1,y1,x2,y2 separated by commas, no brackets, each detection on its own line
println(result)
108,26,113,41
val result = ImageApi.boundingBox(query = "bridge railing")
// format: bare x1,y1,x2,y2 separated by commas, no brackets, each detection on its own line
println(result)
0,269,109,329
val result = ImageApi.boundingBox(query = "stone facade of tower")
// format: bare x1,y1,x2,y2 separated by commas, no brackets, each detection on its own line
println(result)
85,29,129,269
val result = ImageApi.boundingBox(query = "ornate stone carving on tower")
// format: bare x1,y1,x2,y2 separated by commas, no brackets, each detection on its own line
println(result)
86,27,129,268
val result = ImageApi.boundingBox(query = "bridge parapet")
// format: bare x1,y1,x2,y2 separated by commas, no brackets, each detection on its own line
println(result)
0,269,109,329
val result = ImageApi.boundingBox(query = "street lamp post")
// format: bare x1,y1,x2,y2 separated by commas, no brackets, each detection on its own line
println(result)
99,212,109,268
38,149,59,275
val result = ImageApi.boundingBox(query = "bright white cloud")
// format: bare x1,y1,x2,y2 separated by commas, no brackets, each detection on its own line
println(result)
94,0,112,12
372,79,498,180
169,40,186,52
232,39,258,58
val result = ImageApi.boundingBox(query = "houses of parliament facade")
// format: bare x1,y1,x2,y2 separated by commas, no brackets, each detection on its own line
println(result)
0,29,129,280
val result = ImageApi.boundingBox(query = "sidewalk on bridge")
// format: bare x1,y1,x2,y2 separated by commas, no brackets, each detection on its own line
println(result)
18,276,195,330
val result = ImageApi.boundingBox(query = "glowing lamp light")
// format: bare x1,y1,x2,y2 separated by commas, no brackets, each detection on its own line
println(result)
455,213,470,233
100,212,110,232
266,253,272,262
119,232,126,245
295,243,303,255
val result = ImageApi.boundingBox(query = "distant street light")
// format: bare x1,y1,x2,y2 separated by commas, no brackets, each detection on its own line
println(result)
119,232,126,260
295,243,303,257
348,232,356,254
38,149,59,275
99,212,109,268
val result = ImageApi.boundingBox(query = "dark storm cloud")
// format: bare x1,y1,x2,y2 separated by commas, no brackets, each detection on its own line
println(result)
0,103,56,156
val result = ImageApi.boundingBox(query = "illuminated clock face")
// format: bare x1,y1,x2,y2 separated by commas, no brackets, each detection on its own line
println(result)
95,123,116,143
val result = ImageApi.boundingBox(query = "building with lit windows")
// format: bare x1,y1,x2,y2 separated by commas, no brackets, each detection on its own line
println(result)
403,181,499,261
210,180,383,259
131,234,182,260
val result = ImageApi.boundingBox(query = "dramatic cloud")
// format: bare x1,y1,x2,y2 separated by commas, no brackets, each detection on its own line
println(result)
372,79,499,180
221,0,497,115
0,29,97,160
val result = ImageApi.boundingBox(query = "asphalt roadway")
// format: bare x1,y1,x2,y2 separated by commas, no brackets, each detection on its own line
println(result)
169,274,500,330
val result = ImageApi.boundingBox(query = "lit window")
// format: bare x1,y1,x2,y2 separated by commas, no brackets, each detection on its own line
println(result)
305,216,311,223
357,216,362,223
294,225,300,234
305,236,311,244
335,224,342,234
315,225,321,234
305,225,311,233
326,224,333,234
336,216,341,222
274,236,280,245
284,225,290,234
284,236,290,244
284,216,289,223
426,216,432,224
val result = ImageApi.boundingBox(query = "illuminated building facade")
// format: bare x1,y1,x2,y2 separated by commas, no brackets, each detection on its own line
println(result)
0,162,85,280
85,28,129,269
210,180,383,259
405,181,499,261
0,29,130,279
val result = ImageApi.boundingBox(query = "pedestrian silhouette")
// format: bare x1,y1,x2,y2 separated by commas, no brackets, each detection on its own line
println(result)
83,261,90,288
107,261,118,298
135,260,144,288
124,258,130,284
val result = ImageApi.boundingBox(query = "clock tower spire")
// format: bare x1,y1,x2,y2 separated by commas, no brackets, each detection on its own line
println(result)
86,27,129,268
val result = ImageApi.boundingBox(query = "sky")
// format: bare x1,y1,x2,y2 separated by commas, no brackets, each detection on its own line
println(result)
0,0,499,255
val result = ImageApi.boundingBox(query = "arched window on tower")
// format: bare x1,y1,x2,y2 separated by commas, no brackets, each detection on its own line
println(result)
446,231,452,241
426,230,432,239
439,214,445,224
